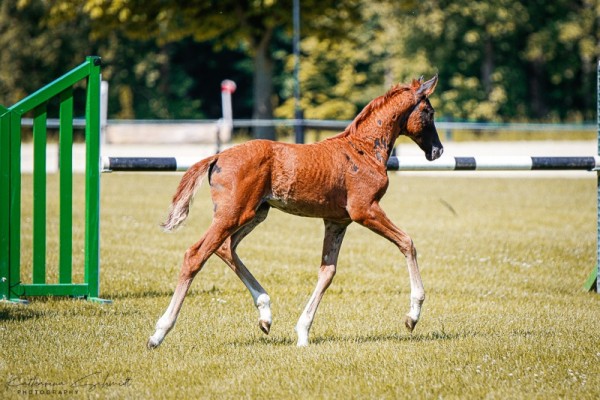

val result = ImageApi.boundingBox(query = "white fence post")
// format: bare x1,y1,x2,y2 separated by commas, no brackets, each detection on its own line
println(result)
218,80,236,152
100,80,109,146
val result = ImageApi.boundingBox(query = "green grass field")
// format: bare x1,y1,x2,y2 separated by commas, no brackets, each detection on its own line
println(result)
2,173,599,399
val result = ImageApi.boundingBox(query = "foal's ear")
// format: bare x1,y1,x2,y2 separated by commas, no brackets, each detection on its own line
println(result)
411,75,425,89
416,74,438,99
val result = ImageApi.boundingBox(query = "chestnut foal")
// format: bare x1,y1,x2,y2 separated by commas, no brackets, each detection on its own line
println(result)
148,76,442,348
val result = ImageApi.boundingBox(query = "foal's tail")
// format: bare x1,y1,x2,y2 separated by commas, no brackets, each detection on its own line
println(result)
162,155,218,232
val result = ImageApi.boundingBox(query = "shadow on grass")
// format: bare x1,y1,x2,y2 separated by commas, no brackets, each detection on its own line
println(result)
108,289,178,300
0,305,44,321
310,329,471,345
231,329,476,348
0,297,140,320
308,327,543,346
256,336,297,346
108,286,223,300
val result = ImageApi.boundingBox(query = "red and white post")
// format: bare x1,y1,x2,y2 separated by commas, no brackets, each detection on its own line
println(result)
217,80,236,152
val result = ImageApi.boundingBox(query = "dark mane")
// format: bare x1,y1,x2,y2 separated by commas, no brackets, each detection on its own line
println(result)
326,83,413,141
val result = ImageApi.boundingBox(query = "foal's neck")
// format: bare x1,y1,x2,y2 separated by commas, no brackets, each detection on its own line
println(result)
327,87,416,165
359,93,418,163
349,127,398,165
345,107,409,165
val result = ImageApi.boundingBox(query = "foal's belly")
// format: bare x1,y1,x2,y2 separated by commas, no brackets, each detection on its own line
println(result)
265,195,349,220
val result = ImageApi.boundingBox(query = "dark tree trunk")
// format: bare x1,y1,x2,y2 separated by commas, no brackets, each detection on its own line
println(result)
529,58,548,119
252,28,275,140
481,38,494,95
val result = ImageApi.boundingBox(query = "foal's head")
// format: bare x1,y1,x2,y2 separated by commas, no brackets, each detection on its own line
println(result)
403,75,443,161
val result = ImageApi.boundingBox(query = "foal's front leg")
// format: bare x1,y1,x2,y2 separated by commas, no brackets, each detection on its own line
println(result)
296,220,348,346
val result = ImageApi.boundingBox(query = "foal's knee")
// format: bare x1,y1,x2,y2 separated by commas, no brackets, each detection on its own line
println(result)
319,264,336,284
398,236,417,259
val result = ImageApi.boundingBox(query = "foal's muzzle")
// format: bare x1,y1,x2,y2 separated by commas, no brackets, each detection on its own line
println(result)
426,146,443,161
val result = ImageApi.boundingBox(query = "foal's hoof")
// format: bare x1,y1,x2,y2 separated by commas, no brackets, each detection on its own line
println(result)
404,315,417,333
147,337,161,349
259,319,271,335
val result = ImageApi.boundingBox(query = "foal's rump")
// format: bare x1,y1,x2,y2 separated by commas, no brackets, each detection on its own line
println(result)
207,140,275,215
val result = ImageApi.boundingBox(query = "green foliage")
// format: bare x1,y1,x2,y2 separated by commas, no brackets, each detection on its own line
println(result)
276,35,369,120
44,0,362,129
99,38,205,119
1,0,598,123
275,0,599,122
394,0,599,121
0,0,92,107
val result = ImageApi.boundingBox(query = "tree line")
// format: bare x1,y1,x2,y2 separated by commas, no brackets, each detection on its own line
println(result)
1,0,598,140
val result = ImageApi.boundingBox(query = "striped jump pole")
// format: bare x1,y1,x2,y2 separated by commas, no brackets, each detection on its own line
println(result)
101,156,197,172
388,156,600,171
101,155,600,173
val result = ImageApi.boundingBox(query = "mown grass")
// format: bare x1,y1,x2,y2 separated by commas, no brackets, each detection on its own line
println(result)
1,173,599,399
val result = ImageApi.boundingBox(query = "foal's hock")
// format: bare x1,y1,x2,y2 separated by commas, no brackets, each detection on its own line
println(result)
148,76,442,349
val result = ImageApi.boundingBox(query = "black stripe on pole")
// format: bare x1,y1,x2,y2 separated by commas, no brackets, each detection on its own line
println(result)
386,157,399,171
106,157,177,171
104,156,597,172
531,156,597,170
454,157,477,170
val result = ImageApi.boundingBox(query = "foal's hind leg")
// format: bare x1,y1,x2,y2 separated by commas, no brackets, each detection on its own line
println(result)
296,220,348,346
215,204,273,334
147,221,232,349
351,202,425,332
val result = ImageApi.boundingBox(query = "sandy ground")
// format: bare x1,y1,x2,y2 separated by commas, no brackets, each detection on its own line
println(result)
20,140,598,178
